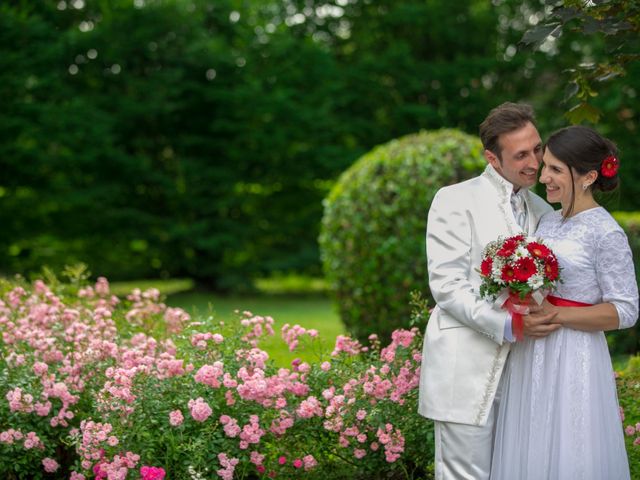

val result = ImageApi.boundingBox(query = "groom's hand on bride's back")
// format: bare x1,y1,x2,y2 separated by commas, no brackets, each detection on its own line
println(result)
522,303,561,338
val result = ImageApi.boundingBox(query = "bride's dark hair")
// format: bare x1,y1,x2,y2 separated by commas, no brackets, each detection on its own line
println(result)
544,125,619,218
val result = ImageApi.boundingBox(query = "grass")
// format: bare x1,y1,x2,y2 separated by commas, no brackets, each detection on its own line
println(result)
109,278,195,297
166,291,344,367
253,273,329,295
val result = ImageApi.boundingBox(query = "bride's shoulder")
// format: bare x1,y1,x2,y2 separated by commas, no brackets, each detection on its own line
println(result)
585,207,625,235
588,206,616,222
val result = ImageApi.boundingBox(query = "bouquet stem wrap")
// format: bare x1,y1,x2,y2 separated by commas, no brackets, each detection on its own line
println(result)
502,292,532,342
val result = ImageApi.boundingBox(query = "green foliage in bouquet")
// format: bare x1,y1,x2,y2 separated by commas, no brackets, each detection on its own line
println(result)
319,129,485,343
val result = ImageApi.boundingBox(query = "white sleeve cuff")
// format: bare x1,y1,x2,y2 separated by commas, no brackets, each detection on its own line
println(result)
503,312,515,343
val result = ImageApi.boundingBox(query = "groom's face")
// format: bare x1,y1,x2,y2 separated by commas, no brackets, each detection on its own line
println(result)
487,122,543,192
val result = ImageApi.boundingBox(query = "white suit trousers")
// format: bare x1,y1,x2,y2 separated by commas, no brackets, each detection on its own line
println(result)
434,374,504,480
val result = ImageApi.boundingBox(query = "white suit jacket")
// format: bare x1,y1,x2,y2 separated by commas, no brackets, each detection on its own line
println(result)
417,165,552,426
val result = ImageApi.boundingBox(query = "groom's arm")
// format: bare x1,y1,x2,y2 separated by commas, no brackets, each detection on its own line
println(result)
426,188,511,344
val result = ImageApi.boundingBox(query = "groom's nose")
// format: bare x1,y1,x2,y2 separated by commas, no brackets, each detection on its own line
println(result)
532,151,543,166
524,153,541,170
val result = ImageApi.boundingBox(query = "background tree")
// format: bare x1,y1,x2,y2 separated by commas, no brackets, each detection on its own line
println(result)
519,0,640,207
522,0,639,124
1,0,638,289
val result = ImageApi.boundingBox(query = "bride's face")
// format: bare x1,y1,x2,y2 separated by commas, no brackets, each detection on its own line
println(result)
539,150,586,209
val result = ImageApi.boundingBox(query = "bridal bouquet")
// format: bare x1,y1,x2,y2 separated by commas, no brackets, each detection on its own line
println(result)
478,234,561,340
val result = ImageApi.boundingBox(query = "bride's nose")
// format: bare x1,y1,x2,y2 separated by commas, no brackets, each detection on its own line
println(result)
538,167,550,183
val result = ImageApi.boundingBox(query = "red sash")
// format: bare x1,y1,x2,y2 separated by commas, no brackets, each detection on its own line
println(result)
547,295,592,308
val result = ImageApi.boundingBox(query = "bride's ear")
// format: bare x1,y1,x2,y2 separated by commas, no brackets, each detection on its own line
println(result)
582,170,598,189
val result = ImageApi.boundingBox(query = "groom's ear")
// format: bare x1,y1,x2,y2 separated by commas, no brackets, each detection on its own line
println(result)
484,149,500,169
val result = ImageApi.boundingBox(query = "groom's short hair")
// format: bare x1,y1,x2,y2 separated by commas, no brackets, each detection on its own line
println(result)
479,102,536,159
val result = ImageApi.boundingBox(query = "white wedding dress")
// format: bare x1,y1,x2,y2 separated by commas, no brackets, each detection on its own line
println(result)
491,207,639,480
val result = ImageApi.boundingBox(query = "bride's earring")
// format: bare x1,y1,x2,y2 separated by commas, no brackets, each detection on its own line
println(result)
582,183,589,190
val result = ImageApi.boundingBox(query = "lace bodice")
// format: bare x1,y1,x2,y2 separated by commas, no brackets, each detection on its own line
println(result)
535,207,639,329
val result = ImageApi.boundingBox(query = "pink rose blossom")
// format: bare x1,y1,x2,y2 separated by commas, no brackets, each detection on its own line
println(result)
250,451,265,466
222,417,241,438
33,361,49,375
169,409,184,426
298,362,311,374
140,466,166,480
296,396,323,419
42,458,59,472
303,455,317,470
188,397,212,422
217,453,239,480
354,449,366,459
212,333,224,343
194,362,224,388
34,401,52,417
332,335,363,356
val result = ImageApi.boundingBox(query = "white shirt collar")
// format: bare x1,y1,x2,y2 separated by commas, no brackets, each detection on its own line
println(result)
482,164,528,199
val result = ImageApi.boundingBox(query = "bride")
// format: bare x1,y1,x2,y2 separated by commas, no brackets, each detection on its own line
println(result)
490,125,639,479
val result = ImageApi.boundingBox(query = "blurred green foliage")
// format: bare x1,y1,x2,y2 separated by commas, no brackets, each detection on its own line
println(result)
1,0,640,291
319,129,485,342
607,211,640,356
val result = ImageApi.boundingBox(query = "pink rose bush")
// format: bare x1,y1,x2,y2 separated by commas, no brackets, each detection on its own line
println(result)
0,275,434,478
618,367,640,474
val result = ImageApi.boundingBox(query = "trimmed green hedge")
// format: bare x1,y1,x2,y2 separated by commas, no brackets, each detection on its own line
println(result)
319,129,486,342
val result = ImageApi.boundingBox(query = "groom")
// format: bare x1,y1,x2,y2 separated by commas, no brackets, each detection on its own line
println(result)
418,102,559,479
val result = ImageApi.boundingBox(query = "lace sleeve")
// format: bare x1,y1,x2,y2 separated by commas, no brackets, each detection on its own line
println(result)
596,229,639,329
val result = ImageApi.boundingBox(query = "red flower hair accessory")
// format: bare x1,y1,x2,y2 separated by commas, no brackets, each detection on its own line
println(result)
601,155,619,178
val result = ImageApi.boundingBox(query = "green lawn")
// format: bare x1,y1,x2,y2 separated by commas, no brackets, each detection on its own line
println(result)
167,291,345,367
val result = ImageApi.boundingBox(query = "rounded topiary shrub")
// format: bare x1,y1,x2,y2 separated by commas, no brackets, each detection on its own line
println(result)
319,129,486,342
